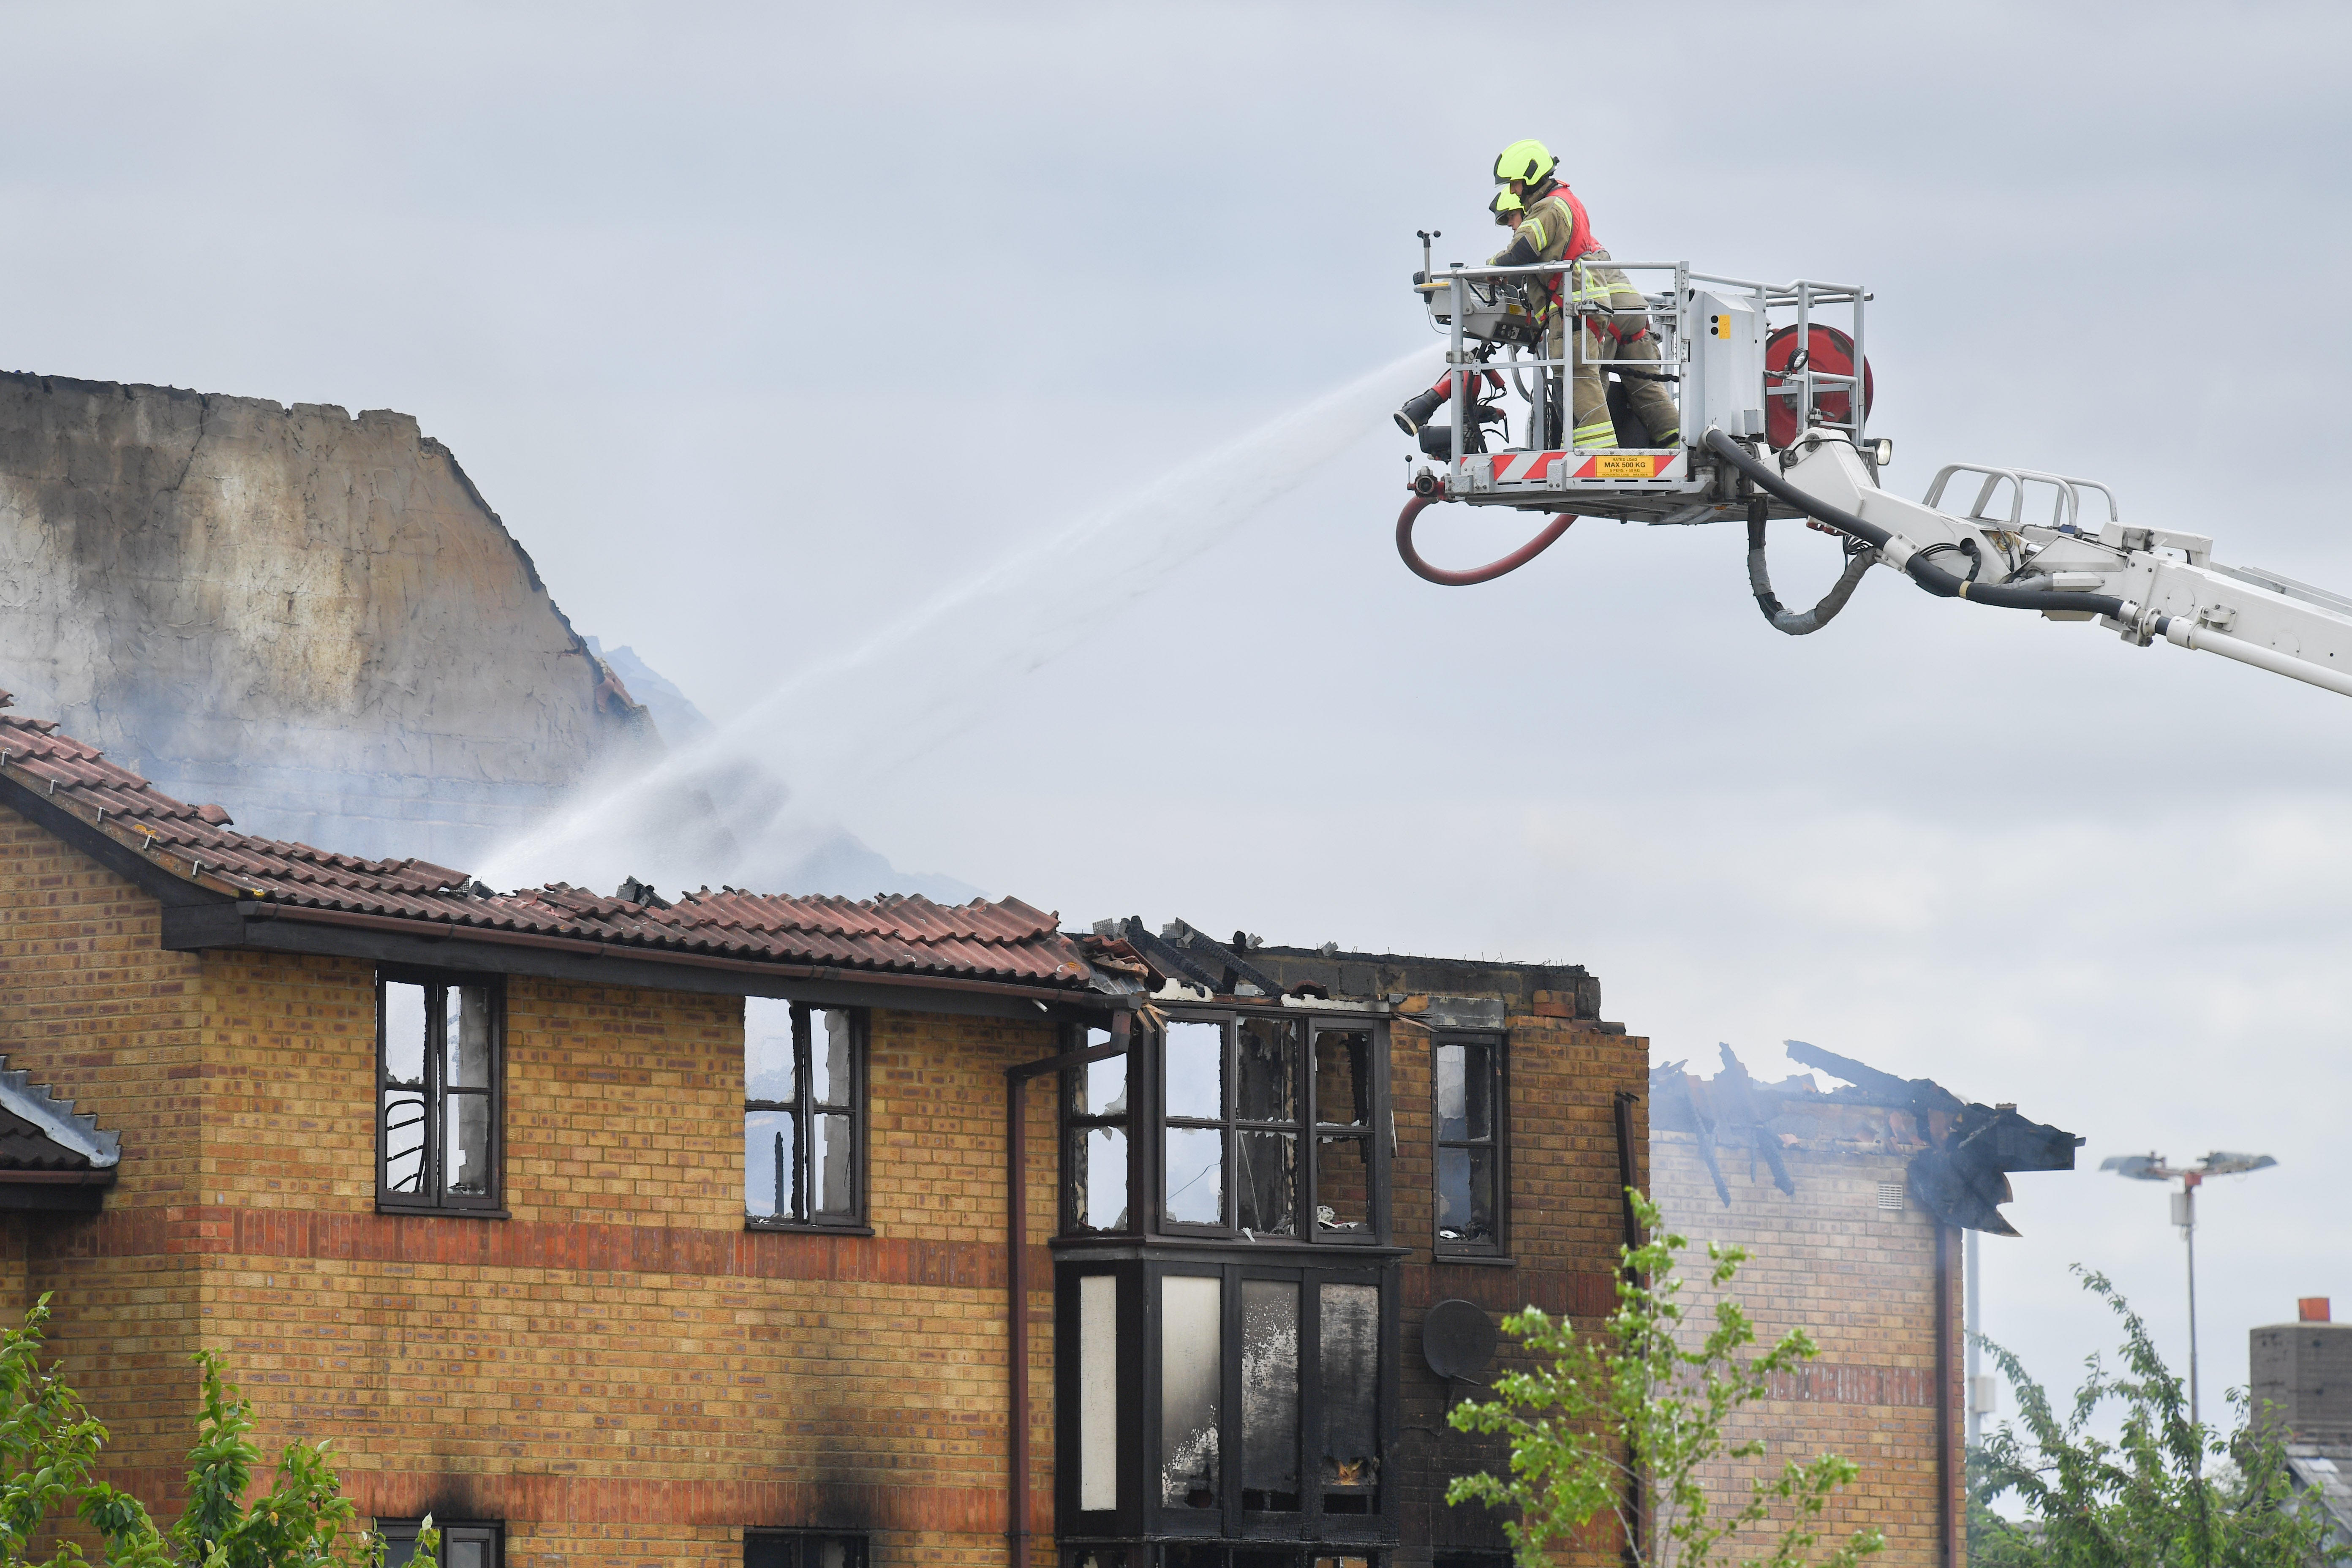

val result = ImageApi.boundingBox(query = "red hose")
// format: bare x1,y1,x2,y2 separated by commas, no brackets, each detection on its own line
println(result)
1395,494,1576,586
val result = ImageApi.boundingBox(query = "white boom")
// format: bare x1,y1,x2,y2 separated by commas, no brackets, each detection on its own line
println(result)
1395,248,2352,700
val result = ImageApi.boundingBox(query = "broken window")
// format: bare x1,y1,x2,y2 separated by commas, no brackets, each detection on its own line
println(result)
1163,1020,1227,1226
1158,1013,1386,1242
744,1534,868,1568
1240,1279,1301,1511
380,1521,500,1567
1067,1029,1130,1233
376,972,502,1213
1161,1274,1222,1508
1235,1018,1301,1235
745,1002,866,1228
1319,1284,1380,1513
1312,1029,1372,1236
1434,1033,1503,1253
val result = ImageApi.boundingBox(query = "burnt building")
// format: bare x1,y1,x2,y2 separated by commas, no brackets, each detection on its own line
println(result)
0,702,1647,1568
1650,1042,2082,1568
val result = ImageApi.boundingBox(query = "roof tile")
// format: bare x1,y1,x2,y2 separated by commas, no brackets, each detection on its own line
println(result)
0,706,1099,993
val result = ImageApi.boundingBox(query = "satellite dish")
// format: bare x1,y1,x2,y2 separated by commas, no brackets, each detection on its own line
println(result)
1422,1298,1497,1382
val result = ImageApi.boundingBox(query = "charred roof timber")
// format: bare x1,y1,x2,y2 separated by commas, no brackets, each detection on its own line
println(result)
1650,1040,2083,1235
1085,916,1614,1025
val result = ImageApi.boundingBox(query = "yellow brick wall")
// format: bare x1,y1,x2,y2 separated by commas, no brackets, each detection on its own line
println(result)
0,802,204,1466
1653,1130,1959,1568
0,801,1071,1566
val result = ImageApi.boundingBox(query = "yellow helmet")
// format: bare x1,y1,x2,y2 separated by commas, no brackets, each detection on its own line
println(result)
1493,139,1556,187
1489,188,1524,224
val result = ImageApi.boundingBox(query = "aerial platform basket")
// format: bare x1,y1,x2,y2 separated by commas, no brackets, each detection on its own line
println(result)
1405,248,1880,526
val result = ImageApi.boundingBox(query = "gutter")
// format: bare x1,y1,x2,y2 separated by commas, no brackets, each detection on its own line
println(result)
170,899,1133,1010
1003,1018,1130,1567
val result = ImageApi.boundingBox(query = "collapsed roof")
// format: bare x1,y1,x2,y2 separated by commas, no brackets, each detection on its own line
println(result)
1650,1039,2083,1235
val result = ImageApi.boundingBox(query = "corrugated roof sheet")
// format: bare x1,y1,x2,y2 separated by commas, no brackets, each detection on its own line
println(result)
0,703,1097,991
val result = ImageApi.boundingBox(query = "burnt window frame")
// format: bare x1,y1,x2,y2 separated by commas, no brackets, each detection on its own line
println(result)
1153,1009,1389,1246
375,968,506,1216
1431,1029,1508,1258
1065,1023,1137,1235
1057,1256,1397,1546
744,1002,870,1232
377,1519,502,1565
744,1530,870,1568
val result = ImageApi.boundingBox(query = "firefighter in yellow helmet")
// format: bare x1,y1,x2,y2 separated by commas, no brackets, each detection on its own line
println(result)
1489,139,1678,451
1392,191,1525,444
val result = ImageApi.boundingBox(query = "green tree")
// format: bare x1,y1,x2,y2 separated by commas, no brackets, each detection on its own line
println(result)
1445,1190,1885,1568
1971,1266,2343,1568
0,1295,429,1567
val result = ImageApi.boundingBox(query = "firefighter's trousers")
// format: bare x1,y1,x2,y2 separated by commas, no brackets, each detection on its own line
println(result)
1546,250,1679,449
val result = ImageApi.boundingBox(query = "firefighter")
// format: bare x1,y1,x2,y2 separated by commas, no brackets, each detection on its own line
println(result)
1492,139,1679,451
1393,190,1524,439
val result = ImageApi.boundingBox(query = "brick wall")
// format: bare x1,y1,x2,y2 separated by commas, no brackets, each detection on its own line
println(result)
1391,1000,1648,1568
0,802,205,1464
0,803,1070,1567
1652,1130,1960,1568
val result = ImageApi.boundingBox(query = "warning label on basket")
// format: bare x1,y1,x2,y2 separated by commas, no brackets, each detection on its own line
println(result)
1593,453,1655,479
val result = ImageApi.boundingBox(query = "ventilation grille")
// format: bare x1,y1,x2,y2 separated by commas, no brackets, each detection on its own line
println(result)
1876,1183,1906,1211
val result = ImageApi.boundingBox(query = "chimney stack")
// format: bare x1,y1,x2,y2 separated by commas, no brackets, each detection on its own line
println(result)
2252,1300,2352,1441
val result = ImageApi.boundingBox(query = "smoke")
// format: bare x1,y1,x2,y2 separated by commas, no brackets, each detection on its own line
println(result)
476,344,1441,896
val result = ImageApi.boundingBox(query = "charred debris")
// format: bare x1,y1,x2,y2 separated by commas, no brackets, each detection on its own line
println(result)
1652,1040,2082,1234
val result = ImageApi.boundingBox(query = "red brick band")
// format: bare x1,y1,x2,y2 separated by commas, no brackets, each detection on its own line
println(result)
1764,1363,1938,1407
58,1206,1013,1290
1403,1263,1617,1318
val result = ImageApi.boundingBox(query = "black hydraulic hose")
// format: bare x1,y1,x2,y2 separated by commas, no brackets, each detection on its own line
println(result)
1703,429,2134,621
1746,497,1875,636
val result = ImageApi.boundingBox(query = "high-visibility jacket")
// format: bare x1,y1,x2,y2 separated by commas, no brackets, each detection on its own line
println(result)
1514,180,1603,318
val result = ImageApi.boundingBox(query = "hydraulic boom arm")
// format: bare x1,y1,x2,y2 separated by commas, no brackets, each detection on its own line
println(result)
1715,427,2352,701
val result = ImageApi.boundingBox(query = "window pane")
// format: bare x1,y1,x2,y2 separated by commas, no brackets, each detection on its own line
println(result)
1314,1136,1369,1233
746,1000,795,1102
1163,1126,1224,1225
812,1010,853,1109
1437,1146,1495,1244
1164,1021,1223,1121
448,1544,484,1568
1314,1030,1370,1127
446,985,494,1088
1435,1043,1466,1142
1461,1038,1494,1141
1073,1125,1128,1231
1161,1275,1222,1508
444,1091,492,1196
810,1538,865,1568
1074,1052,1127,1119
744,1538,794,1568
813,1111,854,1215
1078,1274,1117,1511
1320,1284,1380,1501
1236,1017,1299,1123
745,1109,795,1219
381,1090,426,1194
1234,1130,1296,1235
382,982,427,1086
1241,1279,1301,1509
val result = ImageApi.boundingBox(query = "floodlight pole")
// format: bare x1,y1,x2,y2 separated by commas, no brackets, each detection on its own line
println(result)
2180,1171,2202,1429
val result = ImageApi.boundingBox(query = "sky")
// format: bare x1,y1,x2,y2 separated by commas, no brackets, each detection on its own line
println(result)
5,0,2350,1451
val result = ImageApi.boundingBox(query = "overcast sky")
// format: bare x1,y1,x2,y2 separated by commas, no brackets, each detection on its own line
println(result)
7,0,2351,1446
